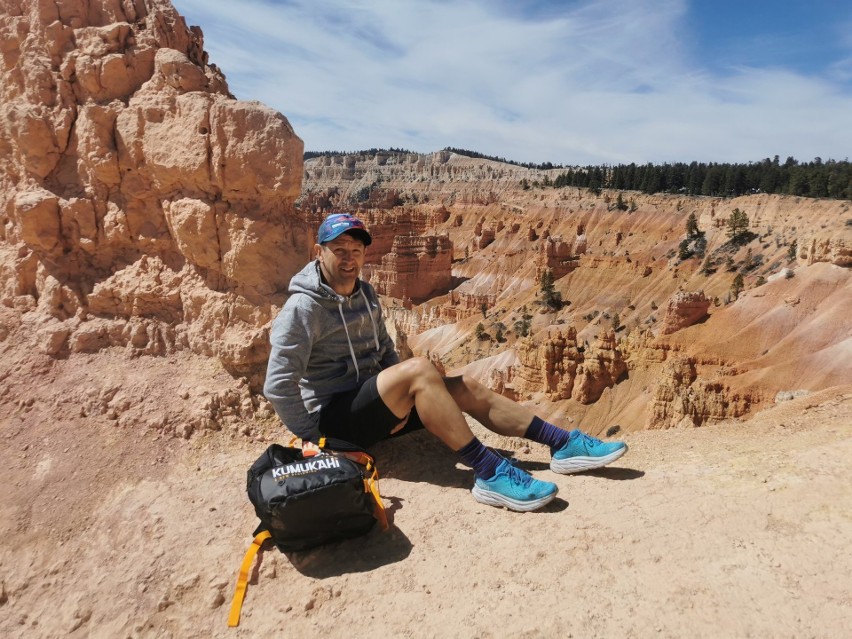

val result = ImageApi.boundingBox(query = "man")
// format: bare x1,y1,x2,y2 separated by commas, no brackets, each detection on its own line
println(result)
264,212,627,512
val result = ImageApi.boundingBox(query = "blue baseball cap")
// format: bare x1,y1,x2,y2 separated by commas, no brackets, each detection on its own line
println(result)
317,213,372,246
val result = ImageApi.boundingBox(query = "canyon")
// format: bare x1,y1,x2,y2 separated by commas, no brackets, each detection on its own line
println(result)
1,1,850,637
301,151,851,431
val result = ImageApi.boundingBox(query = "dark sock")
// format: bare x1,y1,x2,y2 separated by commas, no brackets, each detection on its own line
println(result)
457,437,502,480
524,416,572,449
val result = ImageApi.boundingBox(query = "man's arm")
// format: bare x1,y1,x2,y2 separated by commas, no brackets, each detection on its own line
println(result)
263,301,320,441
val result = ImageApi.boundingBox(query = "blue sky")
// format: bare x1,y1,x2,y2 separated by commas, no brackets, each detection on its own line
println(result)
172,0,852,166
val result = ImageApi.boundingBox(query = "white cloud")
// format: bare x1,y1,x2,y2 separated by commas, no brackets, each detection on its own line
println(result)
174,0,852,164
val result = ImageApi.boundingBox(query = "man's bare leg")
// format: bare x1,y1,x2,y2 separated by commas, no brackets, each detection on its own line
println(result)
376,357,558,511
443,374,535,437
376,357,475,450
378,358,627,477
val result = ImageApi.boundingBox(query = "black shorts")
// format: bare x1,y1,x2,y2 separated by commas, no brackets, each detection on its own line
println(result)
316,375,424,449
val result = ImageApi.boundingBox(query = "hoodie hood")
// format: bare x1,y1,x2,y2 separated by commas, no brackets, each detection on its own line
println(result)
264,259,400,440
289,261,379,383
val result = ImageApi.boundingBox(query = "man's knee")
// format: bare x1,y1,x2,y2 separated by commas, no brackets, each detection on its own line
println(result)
378,357,443,401
398,356,443,388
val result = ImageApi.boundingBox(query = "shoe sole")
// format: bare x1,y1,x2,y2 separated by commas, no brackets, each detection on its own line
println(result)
471,485,557,512
550,445,627,474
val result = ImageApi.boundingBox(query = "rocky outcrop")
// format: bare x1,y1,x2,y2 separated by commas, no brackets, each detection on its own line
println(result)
302,150,569,205
387,319,413,361
0,0,304,382
799,235,852,267
511,327,627,404
621,328,679,367
649,357,757,429
364,233,453,302
659,291,711,335
577,330,628,402
535,231,586,280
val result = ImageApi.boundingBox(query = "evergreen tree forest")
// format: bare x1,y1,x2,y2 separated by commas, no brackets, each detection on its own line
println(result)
304,149,851,201
552,156,852,200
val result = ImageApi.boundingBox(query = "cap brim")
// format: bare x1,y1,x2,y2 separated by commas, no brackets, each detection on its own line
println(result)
349,228,372,246
323,228,372,246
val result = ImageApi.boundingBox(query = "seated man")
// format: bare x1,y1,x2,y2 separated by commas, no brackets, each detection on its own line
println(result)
264,213,627,512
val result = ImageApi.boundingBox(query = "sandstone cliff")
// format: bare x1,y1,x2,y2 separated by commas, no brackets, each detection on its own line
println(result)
1,0,304,391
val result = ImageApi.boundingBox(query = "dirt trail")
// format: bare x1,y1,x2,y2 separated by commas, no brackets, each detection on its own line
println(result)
1,387,850,638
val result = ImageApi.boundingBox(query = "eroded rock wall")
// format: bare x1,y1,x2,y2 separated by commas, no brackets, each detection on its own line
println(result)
365,233,453,302
0,0,305,382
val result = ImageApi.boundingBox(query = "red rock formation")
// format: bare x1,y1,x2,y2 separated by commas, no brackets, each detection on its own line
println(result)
621,328,679,367
535,233,585,280
800,235,852,267
511,327,626,404
0,0,304,381
649,357,757,429
365,233,452,302
572,330,628,403
659,291,711,335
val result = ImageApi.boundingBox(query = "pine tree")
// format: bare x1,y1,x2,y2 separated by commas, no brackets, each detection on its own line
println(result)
727,208,750,242
685,212,699,237
787,240,798,261
539,268,561,309
475,323,487,340
731,273,744,299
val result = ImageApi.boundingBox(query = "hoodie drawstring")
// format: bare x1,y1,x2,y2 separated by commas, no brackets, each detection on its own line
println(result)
359,288,381,351
338,303,361,383
337,291,381,384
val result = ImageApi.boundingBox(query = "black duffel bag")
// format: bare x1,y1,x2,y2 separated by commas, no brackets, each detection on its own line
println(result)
247,439,387,551
228,438,387,627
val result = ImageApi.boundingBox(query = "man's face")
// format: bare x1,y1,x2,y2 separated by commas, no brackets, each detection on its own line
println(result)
314,233,366,295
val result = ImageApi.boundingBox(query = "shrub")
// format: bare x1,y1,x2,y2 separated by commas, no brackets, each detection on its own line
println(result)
731,273,744,299
787,240,797,261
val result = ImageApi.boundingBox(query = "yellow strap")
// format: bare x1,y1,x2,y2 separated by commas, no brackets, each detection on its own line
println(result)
339,450,374,468
365,474,388,530
227,530,271,627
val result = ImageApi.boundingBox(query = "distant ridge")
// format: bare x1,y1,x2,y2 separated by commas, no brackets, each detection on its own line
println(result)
304,147,563,171
305,149,852,200
304,147,417,160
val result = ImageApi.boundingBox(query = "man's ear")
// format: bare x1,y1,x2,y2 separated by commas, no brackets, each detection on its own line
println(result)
313,243,323,259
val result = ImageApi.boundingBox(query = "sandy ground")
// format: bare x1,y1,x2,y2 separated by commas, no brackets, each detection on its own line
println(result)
1,384,851,638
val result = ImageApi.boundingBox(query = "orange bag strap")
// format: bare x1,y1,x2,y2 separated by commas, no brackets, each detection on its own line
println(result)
365,468,388,530
227,530,271,627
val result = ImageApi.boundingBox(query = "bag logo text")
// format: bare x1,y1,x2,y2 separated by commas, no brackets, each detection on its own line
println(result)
272,456,341,479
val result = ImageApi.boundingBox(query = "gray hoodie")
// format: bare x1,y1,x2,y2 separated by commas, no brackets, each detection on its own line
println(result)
263,260,400,440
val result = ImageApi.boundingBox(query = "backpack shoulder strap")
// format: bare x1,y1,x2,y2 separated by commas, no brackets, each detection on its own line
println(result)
227,530,271,627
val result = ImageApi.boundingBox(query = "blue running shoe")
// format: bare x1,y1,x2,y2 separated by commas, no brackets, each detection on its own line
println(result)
471,459,558,512
550,429,627,474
